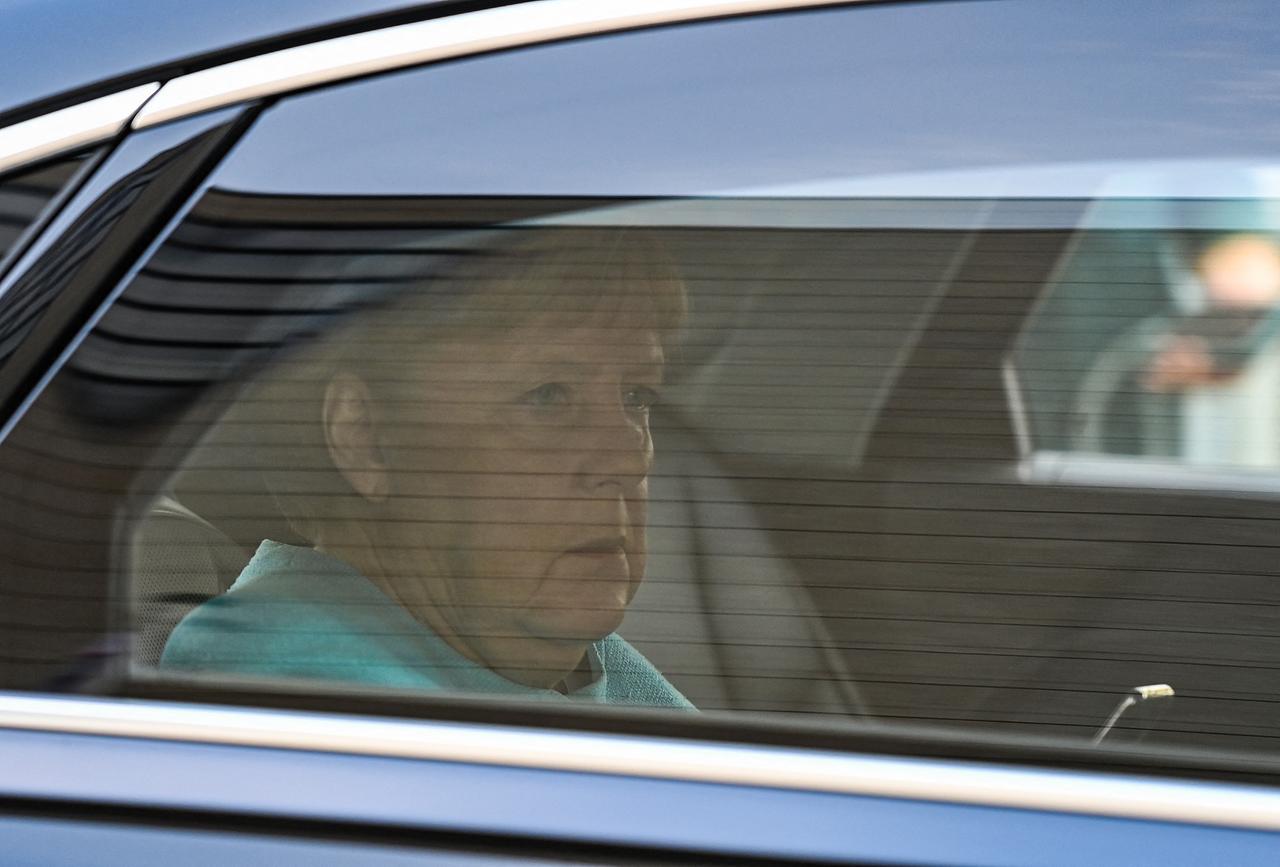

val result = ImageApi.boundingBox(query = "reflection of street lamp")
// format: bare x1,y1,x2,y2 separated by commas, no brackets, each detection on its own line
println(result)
1092,684,1175,745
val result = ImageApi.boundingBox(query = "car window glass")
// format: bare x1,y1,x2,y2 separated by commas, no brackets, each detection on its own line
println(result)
0,154,87,263
5,0,1280,771
213,0,1280,196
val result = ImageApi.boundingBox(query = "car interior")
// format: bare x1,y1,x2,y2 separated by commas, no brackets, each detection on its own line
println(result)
36,176,1272,754
9,5,1280,862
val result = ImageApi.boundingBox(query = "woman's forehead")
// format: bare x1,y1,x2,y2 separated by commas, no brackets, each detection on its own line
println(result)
417,318,665,372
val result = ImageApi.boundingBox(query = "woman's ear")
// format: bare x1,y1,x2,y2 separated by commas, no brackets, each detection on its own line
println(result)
322,371,389,503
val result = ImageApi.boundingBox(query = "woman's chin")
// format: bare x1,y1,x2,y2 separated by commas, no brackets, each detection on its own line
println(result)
522,601,628,646
487,609,625,689
523,565,633,643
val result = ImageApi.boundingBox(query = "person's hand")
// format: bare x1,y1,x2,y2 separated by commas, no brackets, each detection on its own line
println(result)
1142,335,1228,393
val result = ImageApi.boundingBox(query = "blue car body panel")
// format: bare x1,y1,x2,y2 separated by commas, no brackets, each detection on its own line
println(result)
3,724,1280,866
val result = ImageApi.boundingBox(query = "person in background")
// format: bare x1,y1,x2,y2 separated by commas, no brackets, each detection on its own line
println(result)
1140,233,1280,466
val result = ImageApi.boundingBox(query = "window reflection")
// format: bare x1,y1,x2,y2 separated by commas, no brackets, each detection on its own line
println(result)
1016,177,1280,473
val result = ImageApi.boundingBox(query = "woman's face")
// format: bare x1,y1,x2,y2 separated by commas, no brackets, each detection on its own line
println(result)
368,313,664,686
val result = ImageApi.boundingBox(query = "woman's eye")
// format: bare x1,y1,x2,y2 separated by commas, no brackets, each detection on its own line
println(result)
521,382,571,409
623,385,661,412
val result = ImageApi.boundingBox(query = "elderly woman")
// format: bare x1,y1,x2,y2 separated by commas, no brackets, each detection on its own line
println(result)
161,228,692,708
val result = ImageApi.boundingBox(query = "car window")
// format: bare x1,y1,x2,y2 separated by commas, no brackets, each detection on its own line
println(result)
4,0,1280,771
0,153,88,264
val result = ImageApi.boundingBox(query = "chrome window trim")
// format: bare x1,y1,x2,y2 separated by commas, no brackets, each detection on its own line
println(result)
0,84,160,176
3,692,1280,833
133,0,861,130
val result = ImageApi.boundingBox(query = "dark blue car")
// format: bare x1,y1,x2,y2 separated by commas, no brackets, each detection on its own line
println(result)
5,1,1280,863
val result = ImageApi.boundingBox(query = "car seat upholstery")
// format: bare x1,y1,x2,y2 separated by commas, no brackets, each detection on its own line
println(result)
624,422,868,717
131,494,252,666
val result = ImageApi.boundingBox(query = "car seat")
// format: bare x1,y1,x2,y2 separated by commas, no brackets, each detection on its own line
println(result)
130,493,253,666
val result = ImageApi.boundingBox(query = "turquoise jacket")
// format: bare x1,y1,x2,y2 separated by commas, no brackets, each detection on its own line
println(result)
161,541,692,709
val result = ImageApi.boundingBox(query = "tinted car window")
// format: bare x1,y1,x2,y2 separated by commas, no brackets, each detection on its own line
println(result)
0,154,86,263
5,0,1280,768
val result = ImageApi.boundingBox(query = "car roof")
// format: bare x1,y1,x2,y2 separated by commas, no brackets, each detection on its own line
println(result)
0,0,459,125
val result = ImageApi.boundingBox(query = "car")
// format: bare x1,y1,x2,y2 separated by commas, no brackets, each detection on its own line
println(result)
4,0,1280,863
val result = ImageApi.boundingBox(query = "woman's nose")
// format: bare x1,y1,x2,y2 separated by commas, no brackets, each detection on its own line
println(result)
575,397,651,490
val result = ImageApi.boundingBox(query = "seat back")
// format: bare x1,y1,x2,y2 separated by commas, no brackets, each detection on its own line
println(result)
130,495,251,666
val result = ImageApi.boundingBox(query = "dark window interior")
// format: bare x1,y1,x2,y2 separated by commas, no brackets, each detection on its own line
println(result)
0,154,86,264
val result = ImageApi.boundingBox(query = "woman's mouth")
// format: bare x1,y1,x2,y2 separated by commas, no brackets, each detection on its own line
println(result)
530,535,633,640
566,534,628,556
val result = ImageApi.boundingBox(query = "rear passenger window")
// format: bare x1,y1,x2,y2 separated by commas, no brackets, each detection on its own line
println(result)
5,0,1280,769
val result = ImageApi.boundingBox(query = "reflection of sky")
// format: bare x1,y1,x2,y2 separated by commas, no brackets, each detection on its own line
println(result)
213,0,1280,197
739,160,1280,198
0,0,414,118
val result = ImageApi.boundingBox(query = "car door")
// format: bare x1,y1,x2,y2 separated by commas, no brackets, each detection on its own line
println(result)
4,1,1280,864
